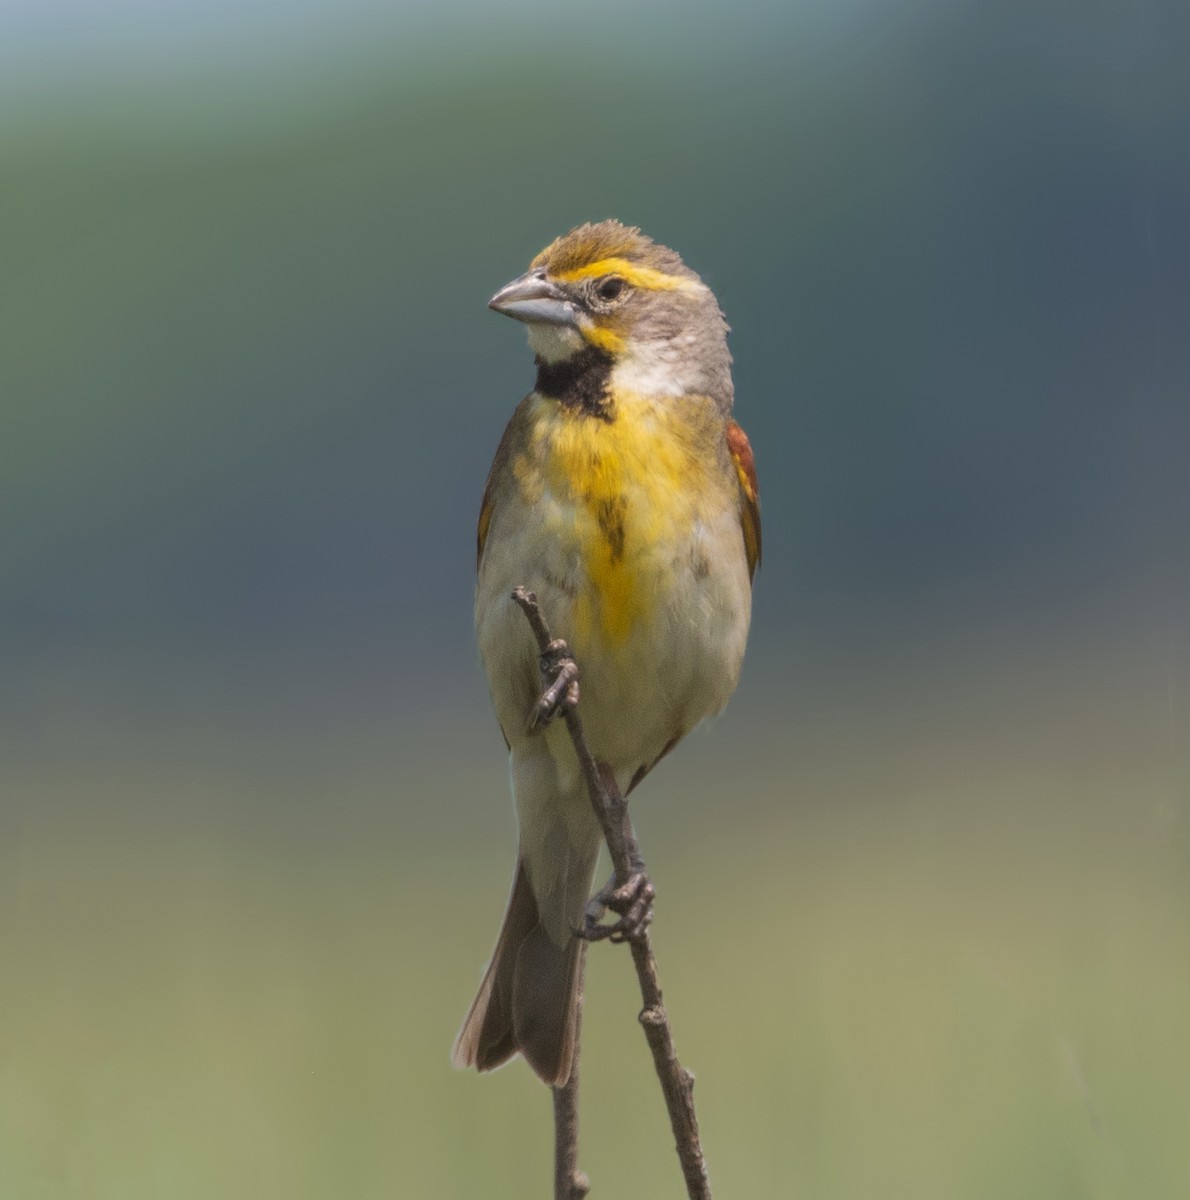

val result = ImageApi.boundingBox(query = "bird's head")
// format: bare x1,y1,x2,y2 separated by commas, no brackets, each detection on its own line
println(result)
489,220,732,406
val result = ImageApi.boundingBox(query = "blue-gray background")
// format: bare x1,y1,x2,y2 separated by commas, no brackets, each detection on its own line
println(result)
3,1,1188,1196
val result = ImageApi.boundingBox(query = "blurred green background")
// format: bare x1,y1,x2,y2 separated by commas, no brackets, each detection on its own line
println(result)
2,0,1188,1196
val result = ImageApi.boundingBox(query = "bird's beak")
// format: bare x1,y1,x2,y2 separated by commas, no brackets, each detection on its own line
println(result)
488,272,577,327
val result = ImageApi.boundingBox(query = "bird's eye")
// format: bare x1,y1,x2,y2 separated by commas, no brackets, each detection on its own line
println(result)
596,276,626,302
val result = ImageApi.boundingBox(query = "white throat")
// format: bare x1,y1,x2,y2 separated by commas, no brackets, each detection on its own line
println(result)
527,323,586,363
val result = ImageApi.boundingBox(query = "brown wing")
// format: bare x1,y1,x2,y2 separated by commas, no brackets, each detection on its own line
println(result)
477,414,517,570
726,419,761,581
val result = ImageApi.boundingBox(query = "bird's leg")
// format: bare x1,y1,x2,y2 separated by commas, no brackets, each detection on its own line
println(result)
579,776,655,943
526,638,581,734
580,869,655,943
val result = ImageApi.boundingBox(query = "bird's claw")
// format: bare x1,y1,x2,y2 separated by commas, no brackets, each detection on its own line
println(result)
579,870,655,943
526,638,580,733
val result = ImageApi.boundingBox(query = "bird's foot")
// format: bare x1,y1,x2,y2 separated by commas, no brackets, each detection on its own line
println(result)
579,869,655,943
525,639,580,733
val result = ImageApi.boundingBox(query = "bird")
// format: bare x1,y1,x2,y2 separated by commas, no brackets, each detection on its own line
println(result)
453,220,760,1088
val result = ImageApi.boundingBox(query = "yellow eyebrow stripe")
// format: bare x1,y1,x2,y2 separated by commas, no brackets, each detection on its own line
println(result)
553,257,703,292
581,325,626,353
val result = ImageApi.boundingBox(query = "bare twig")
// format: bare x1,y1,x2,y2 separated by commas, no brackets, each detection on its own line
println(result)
552,975,590,1200
513,587,713,1200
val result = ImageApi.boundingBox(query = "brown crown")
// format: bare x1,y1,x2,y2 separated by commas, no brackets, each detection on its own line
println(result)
531,220,687,277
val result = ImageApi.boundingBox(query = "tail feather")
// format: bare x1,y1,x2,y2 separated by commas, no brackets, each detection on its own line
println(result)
456,753,603,1087
511,922,586,1084
453,849,596,1087
452,859,539,1075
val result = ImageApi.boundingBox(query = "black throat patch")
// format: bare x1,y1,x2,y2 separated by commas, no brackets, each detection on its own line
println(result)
534,345,614,420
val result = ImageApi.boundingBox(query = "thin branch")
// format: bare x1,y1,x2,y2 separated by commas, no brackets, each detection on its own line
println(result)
513,587,713,1200
552,974,590,1200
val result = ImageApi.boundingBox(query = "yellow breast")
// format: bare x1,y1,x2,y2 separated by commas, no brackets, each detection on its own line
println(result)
512,392,717,653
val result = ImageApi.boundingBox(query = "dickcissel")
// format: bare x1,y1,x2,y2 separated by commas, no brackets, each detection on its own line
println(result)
453,220,760,1087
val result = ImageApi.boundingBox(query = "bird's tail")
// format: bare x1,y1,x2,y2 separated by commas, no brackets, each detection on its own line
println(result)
453,829,600,1087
